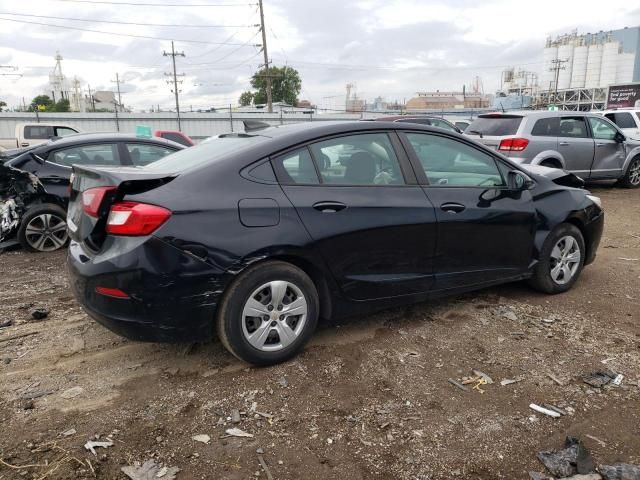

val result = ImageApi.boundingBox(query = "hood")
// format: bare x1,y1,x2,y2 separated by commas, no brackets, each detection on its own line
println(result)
520,164,585,188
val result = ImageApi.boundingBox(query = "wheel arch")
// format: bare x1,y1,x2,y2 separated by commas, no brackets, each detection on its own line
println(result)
531,151,565,168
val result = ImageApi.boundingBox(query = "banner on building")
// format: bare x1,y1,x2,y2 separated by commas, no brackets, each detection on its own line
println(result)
607,83,640,109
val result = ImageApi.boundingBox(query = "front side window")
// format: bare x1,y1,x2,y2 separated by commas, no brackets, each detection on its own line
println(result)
274,148,319,184
309,133,405,185
405,133,504,187
559,117,589,138
126,143,175,166
50,144,120,167
604,112,636,129
24,126,53,139
588,117,618,140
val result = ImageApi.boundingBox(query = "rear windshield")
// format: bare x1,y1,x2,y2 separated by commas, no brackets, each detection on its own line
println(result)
466,116,523,136
143,134,268,173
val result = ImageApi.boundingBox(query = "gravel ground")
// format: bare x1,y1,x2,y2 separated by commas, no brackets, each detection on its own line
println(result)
0,183,638,480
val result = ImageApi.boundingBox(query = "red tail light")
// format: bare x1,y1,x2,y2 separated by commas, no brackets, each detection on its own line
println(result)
498,138,529,152
106,202,171,236
82,186,116,217
95,287,130,299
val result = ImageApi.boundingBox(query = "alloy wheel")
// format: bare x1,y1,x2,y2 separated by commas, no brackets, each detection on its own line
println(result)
549,235,581,285
629,159,640,186
241,280,308,352
24,213,69,252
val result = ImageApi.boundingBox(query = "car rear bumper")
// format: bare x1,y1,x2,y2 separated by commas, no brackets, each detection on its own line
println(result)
67,236,226,343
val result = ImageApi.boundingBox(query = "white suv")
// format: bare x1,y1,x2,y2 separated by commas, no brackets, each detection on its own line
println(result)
598,109,640,140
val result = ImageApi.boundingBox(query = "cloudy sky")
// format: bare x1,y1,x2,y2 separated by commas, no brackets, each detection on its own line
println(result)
0,0,639,112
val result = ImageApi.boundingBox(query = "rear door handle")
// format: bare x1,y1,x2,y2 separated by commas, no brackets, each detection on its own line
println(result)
312,201,346,213
440,202,466,214
559,142,570,146
596,143,605,147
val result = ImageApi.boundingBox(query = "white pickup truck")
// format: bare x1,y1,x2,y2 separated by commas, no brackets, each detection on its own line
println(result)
0,123,80,151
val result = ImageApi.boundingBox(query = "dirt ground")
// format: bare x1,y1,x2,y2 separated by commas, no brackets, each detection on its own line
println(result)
0,183,638,480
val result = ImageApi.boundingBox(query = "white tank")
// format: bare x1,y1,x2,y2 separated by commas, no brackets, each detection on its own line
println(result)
570,45,588,89
615,53,635,84
556,44,574,90
600,41,620,87
585,44,603,88
541,46,558,90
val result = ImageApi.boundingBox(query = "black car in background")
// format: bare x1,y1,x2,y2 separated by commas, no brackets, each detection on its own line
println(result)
67,122,603,365
2,133,183,252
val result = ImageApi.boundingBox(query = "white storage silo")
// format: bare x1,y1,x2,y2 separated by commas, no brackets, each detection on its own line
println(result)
600,41,620,87
615,53,635,84
570,45,588,88
556,43,574,90
541,45,558,91
585,43,603,88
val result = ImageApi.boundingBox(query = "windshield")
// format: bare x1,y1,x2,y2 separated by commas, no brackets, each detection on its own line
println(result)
466,116,523,136
144,134,269,173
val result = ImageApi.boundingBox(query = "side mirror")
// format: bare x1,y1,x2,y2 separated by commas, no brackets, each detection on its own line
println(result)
508,170,535,191
614,131,626,143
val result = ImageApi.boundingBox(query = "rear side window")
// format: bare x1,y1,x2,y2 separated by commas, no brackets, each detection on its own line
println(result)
309,133,405,185
531,117,559,136
24,126,53,139
126,143,175,166
604,112,636,129
559,117,589,138
54,127,77,137
274,148,319,184
406,133,504,187
466,116,522,136
50,144,120,167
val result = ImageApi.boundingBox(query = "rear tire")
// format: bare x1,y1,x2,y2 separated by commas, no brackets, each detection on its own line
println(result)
17,204,69,253
618,156,640,188
529,223,585,294
216,261,319,365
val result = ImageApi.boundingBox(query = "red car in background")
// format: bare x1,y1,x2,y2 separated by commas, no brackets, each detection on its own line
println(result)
154,130,195,147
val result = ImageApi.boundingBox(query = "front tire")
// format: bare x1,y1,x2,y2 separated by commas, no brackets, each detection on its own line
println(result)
17,204,69,252
216,261,319,365
619,156,640,188
529,223,585,294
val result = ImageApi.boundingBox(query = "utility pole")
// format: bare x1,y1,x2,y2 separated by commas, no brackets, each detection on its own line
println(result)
87,84,96,112
163,41,186,131
549,58,568,107
258,0,273,113
111,73,124,112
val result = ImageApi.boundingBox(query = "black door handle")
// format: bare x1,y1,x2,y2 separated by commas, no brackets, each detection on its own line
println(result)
440,202,466,214
312,201,347,213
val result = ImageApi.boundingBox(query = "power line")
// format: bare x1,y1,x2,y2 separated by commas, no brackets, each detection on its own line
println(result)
54,0,255,6
183,30,261,65
0,12,258,28
164,41,186,131
0,16,258,45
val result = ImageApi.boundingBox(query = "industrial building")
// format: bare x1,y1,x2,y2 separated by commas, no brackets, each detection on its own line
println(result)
534,26,640,110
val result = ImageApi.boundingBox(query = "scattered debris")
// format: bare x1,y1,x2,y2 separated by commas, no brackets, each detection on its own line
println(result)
537,437,594,478
192,434,211,444
447,378,469,392
84,439,114,456
472,369,494,384
0,330,39,344
547,373,565,386
502,310,518,321
618,257,639,261
60,428,77,437
122,459,180,480
0,320,13,329
584,435,606,448
529,403,561,418
19,389,54,400
30,308,49,320
612,374,624,386
500,379,520,386
583,371,616,388
599,464,640,480
277,377,289,388
224,428,253,438
60,386,84,399
542,404,567,416
257,454,274,480
231,409,241,424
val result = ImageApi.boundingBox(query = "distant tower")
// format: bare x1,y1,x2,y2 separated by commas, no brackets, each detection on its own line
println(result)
49,51,70,102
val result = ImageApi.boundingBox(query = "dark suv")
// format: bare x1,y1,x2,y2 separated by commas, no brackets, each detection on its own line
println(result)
465,111,640,187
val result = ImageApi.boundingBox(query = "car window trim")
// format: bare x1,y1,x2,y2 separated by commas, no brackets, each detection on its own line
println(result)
271,130,416,187
398,130,510,189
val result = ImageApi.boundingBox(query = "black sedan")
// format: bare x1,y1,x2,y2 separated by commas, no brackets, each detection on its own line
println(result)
67,122,604,365
3,133,183,252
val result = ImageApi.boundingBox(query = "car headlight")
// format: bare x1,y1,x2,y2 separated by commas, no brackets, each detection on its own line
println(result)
586,194,602,209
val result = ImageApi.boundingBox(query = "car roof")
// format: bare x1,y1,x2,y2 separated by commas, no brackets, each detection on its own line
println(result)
37,132,184,150
374,115,452,122
477,111,600,119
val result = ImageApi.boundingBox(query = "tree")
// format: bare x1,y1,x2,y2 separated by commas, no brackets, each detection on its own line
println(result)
0,100,6,112
52,98,71,112
239,91,254,107
250,66,301,106
30,95,54,111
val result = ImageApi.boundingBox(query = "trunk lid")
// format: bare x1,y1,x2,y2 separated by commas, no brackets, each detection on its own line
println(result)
67,165,175,245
